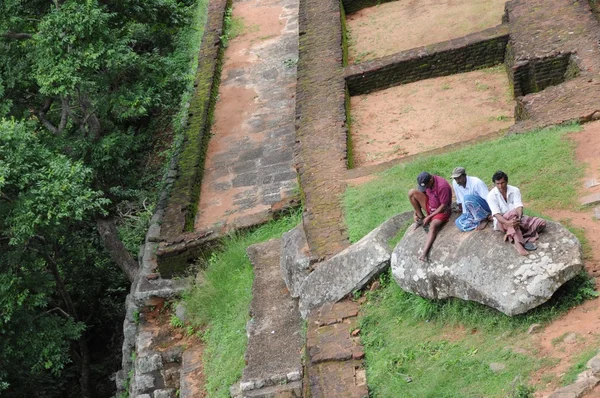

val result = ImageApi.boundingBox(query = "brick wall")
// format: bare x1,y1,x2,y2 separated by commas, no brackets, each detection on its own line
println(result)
341,0,398,14
344,25,509,96
507,51,576,97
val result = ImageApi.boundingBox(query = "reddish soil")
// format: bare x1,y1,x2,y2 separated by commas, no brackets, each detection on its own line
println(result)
529,122,600,396
350,67,514,167
141,299,207,397
345,0,507,63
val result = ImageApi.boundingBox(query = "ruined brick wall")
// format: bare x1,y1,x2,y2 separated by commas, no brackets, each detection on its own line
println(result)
345,25,509,96
507,51,576,97
341,0,398,14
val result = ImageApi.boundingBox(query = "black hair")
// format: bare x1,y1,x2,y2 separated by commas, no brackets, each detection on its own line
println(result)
492,170,508,183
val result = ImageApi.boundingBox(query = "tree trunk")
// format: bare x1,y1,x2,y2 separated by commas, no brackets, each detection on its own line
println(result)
96,217,139,283
45,252,94,398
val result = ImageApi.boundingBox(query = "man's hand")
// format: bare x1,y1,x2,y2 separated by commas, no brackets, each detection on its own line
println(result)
423,215,433,226
503,218,520,229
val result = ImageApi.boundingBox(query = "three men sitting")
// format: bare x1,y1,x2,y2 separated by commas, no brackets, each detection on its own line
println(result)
408,168,546,260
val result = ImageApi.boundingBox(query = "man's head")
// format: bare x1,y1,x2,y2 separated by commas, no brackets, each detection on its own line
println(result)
492,170,508,192
417,171,432,192
451,166,467,187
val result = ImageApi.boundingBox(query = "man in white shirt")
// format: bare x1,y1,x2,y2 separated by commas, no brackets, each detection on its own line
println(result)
487,170,546,255
451,166,491,231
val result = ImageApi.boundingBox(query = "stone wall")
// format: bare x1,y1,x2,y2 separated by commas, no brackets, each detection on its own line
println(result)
154,0,230,278
507,51,577,98
159,0,229,243
341,0,398,15
115,0,229,395
344,24,509,96
293,0,351,259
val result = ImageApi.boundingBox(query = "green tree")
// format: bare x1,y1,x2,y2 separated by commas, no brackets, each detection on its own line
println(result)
1,0,194,281
0,0,198,395
0,119,109,396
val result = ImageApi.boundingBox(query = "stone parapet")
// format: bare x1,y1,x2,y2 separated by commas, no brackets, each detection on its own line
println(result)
160,0,229,242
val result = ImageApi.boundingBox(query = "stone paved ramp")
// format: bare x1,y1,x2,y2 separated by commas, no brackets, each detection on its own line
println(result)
195,0,299,234
508,0,600,132
306,300,368,398
233,239,303,397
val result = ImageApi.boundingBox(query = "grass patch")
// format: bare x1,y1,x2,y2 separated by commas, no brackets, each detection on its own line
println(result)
229,16,246,40
387,216,412,250
360,271,597,397
344,124,583,242
183,210,301,397
561,347,599,386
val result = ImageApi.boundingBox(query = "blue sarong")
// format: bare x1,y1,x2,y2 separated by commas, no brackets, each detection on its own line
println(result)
455,194,491,232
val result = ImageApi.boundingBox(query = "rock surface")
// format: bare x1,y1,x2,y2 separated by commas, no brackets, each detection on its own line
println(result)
280,223,312,297
298,212,412,318
391,216,583,316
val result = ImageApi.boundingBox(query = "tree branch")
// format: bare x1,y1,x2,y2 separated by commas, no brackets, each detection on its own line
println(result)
96,217,139,283
0,191,12,203
2,32,33,40
57,97,70,133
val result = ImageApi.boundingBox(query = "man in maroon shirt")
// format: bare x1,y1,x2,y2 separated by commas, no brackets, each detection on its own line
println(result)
408,171,452,261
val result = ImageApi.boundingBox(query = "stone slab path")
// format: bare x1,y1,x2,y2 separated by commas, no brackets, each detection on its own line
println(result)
306,300,368,398
195,0,299,234
233,239,304,397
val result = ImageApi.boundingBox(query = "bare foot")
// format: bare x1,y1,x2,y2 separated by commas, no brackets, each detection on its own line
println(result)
514,242,528,256
476,220,489,231
418,253,428,262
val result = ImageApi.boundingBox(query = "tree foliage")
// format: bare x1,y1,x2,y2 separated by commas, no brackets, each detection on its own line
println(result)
0,0,199,395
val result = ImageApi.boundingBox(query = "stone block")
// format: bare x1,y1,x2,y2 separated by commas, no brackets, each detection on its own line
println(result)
588,354,600,375
137,353,163,374
153,389,177,398
581,192,600,207
547,377,599,398
298,212,412,317
280,223,311,297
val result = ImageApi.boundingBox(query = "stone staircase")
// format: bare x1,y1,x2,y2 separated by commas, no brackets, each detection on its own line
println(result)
231,239,304,397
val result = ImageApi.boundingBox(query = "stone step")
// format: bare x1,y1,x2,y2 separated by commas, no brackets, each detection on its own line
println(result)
305,300,368,398
581,192,600,207
233,239,304,397
180,346,204,398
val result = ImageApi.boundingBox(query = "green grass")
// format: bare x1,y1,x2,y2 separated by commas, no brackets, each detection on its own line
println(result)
561,347,599,386
183,210,302,397
344,124,583,242
360,271,597,398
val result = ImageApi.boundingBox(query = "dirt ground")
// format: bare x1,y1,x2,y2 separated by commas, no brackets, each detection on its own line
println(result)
350,66,514,168
345,0,507,63
528,122,600,397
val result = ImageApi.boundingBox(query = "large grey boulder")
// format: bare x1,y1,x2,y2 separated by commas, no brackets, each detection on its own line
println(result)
391,216,583,316
298,212,412,318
